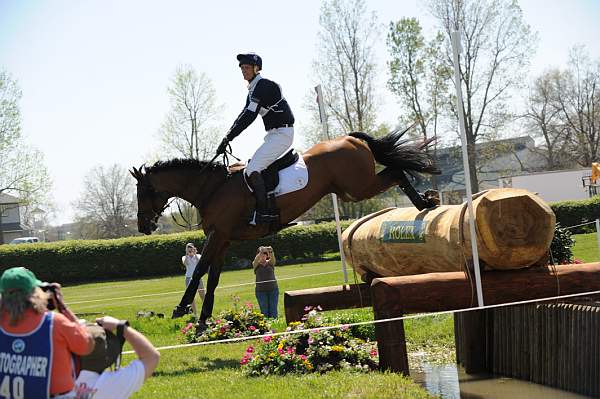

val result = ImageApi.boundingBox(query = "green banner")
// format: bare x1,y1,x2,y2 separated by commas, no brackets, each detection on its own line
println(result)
380,221,427,243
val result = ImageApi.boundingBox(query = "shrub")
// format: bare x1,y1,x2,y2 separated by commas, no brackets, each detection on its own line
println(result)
549,223,575,265
242,307,378,376
550,196,600,234
0,221,352,284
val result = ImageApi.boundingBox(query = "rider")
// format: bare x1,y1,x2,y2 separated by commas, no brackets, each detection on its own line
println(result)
215,52,295,225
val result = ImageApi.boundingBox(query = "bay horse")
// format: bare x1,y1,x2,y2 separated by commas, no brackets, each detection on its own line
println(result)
131,128,440,327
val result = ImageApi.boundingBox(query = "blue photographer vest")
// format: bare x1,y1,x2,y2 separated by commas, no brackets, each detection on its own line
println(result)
0,312,53,399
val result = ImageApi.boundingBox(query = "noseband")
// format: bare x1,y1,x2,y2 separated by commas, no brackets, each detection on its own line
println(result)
136,181,173,223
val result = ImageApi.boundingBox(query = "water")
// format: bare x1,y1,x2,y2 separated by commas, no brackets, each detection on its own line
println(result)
410,363,592,399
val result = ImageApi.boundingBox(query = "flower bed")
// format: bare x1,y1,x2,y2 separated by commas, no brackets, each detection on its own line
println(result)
241,307,378,376
181,297,272,343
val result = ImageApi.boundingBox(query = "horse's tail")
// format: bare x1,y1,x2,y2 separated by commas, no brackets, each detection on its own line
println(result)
349,127,441,175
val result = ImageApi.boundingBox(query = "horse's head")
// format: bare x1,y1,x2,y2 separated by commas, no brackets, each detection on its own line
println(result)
130,166,170,235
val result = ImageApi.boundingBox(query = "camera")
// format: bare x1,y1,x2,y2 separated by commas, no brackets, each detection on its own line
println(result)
40,282,58,310
40,282,57,293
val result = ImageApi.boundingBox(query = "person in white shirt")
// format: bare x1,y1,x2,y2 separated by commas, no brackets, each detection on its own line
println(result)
182,242,206,317
75,315,160,399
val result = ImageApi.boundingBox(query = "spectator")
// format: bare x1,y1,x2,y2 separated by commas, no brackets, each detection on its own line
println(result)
0,267,94,399
182,243,205,317
252,246,278,318
75,315,160,399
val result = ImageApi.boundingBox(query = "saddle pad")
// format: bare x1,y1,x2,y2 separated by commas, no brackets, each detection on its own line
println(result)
271,155,308,197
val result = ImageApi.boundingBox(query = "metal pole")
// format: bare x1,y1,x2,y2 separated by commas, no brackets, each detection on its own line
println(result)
315,84,349,284
451,31,485,307
595,219,600,261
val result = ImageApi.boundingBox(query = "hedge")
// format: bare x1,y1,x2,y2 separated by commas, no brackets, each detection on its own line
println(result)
0,221,352,284
550,196,600,234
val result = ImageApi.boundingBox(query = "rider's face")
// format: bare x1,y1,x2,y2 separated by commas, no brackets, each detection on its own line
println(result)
240,64,257,81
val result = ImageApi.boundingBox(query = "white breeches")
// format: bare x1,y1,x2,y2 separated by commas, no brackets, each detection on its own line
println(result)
245,127,294,175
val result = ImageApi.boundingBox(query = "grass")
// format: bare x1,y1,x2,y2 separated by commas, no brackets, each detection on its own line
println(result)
571,232,600,262
64,261,437,399
60,232,595,398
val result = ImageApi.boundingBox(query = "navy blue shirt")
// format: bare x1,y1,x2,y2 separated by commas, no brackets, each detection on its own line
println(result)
0,312,53,399
226,74,295,141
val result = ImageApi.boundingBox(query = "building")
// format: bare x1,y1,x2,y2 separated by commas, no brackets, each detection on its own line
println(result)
500,169,591,203
0,193,28,244
422,136,547,204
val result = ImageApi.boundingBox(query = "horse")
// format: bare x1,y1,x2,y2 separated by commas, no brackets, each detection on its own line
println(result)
130,127,440,327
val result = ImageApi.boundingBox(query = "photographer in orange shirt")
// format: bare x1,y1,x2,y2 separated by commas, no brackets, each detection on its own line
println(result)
0,267,94,398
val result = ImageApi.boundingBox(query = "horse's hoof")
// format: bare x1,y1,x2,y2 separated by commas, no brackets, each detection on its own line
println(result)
195,321,208,336
171,305,191,319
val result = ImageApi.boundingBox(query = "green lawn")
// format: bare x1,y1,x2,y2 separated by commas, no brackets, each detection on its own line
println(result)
571,232,600,262
58,231,598,398
64,261,436,398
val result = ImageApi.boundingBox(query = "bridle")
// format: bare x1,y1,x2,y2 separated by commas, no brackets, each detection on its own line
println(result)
136,181,174,226
134,149,240,229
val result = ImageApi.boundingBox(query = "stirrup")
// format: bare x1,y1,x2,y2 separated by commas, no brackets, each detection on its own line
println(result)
249,210,278,226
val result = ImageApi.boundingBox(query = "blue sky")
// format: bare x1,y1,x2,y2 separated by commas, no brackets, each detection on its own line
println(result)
1,0,599,224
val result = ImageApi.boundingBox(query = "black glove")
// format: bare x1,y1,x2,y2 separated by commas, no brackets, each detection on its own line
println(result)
216,137,229,155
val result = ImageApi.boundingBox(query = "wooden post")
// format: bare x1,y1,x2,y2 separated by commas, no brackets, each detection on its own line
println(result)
372,287,409,374
370,263,600,373
284,283,371,323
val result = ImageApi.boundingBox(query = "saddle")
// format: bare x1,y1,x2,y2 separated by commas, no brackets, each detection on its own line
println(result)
260,150,299,193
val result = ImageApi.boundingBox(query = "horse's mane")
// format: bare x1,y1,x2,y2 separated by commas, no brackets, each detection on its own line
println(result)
146,158,227,174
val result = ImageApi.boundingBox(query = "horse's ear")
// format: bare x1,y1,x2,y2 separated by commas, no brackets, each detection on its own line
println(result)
129,168,139,180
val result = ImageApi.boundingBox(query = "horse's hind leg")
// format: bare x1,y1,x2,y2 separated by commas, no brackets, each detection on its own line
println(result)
378,168,434,210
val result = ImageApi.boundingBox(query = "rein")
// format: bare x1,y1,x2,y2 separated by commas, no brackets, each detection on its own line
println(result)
159,146,241,229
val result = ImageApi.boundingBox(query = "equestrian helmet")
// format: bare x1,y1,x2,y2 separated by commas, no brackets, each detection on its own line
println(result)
237,53,262,70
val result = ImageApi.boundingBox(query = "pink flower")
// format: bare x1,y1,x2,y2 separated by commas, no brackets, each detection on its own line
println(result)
286,347,294,354
307,337,314,344
219,327,226,334
370,348,378,358
277,348,284,354
235,332,241,337
240,355,250,365
574,258,584,264
263,336,272,343
181,322,194,334
304,306,311,312
245,302,254,309
340,324,349,331
249,325,257,331
215,319,222,324
246,346,254,353
300,355,307,360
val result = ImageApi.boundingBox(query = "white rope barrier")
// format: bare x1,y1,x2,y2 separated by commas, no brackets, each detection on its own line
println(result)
562,220,597,230
122,288,600,355
67,270,342,306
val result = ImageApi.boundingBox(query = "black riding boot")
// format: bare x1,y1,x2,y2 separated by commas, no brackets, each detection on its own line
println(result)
247,172,278,225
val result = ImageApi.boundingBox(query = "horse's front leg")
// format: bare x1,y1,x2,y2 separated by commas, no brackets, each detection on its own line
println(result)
172,230,220,318
198,242,228,323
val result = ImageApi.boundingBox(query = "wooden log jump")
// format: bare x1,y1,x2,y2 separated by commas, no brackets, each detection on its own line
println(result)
284,283,371,323
371,263,600,375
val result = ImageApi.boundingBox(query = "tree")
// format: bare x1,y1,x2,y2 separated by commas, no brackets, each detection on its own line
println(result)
74,164,137,239
552,46,600,167
386,17,451,189
0,70,52,243
387,18,450,142
523,69,575,170
156,65,223,228
309,0,379,143
305,0,382,219
157,65,223,161
429,0,537,191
